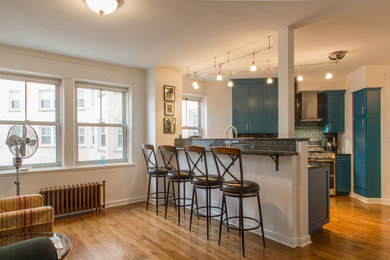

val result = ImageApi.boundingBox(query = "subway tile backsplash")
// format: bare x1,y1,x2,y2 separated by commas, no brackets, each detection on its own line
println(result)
295,125,328,144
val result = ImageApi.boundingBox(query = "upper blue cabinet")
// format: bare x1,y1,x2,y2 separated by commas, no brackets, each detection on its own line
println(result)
232,78,278,134
323,90,346,133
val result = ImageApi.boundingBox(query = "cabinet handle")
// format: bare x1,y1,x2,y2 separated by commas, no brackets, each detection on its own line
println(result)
249,123,252,130
338,158,347,161
330,123,332,130
362,106,365,114
246,124,249,130
362,119,364,127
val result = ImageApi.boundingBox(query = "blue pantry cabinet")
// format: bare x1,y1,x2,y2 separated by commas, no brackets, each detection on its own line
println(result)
232,78,278,134
323,90,345,133
335,154,351,195
353,88,381,198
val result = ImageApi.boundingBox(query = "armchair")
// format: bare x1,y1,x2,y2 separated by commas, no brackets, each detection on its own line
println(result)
0,194,54,237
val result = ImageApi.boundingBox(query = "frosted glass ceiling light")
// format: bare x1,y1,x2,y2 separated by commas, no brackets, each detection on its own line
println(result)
297,73,303,81
250,51,257,72
85,0,121,16
228,80,233,87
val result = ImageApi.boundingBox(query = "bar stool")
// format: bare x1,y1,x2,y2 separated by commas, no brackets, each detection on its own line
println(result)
184,145,225,240
159,145,193,226
141,144,168,216
212,146,265,257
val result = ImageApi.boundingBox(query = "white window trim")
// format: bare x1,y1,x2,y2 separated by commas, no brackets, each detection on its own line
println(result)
182,96,203,137
78,126,86,147
0,73,61,170
75,83,128,164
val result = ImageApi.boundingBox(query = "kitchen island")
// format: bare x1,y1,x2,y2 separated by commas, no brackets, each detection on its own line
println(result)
175,138,310,248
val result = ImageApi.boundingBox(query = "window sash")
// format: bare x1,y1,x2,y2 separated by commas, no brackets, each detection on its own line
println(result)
182,97,202,137
0,72,60,169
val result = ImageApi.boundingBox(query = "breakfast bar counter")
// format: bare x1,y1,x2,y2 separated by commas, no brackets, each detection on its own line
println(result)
175,138,310,248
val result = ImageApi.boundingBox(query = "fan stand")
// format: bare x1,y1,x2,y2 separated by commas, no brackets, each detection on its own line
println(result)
14,157,22,196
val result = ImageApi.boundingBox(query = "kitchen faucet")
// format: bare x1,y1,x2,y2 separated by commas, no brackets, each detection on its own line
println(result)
226,126,238,139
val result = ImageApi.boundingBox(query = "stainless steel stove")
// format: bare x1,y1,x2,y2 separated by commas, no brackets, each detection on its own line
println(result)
308,140,336,195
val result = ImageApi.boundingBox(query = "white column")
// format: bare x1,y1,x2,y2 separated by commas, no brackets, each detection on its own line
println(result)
278,26,295,138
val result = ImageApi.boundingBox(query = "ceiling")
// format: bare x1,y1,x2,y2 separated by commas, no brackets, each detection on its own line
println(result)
0,0,389,80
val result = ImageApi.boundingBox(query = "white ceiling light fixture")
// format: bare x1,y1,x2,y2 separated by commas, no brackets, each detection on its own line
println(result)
85,0,122,16
325,62,333,79
266,60,273,84
228,72,234,87
193,72,199,89
297,65,303,81
250,51,257,72
217,64,223,80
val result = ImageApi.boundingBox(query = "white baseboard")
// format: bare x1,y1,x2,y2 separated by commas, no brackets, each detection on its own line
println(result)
349,193,389,205
224,218,311,248
105,196,146,208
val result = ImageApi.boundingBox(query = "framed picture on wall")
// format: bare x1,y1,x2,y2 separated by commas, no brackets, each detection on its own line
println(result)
164,85,175,101
163,117,176,134
164,102,175,116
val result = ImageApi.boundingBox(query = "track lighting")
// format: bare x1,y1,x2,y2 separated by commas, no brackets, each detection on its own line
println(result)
228,79,234,87
217,72,223,81
250,51,257,72
297,65,303,81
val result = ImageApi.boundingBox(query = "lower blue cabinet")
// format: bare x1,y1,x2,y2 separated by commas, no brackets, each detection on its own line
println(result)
336,154,351,195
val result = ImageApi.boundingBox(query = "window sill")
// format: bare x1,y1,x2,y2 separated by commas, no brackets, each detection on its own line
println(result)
0,162,135,177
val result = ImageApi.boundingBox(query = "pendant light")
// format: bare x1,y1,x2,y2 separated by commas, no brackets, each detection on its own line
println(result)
85,0,121,16
227,72,234,87
192,72,199,89
266,60,273,84
216,64,223,80
325,62,333,79
297,65,303,81
250,51,257,72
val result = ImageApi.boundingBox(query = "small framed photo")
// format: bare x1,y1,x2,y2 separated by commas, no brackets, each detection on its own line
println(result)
164,85,175,101
163,117,176,134
164,102,175,116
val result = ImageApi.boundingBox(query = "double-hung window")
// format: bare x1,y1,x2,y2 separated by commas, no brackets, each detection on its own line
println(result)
182,97,202,138
75,83,127,163
0,72,60,168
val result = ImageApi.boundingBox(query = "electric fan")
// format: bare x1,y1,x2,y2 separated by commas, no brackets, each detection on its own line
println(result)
6,123,39,195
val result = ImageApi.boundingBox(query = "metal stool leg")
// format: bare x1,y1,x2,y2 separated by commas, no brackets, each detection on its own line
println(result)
165,180,170,219
189,186,195,231
239,196,245,257
146,175,151,210
156,175,159,215
178,179,181,225
225,196,229,233
163,177,167,207
206,186,209,240
257,195,266,247
183,181,186,215
172,181,177,211
194,188,200,220
218,194,225,245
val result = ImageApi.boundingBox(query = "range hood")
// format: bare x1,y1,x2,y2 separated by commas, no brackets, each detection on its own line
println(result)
301,91,322,122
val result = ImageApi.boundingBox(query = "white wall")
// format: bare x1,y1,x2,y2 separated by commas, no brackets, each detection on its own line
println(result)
182,78,232,138
297,73,346,92
0,44,147,206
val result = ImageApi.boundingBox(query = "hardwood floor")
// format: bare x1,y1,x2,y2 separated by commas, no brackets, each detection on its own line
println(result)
55,196,390,259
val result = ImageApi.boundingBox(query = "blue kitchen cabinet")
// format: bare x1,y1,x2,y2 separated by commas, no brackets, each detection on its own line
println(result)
232,78,278,134
335,154,351,195
353,88,381,198
323,90,345,133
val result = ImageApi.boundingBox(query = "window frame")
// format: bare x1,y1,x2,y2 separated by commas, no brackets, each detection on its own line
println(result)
0,73,61,169
75,83,127,164
182,96,203,138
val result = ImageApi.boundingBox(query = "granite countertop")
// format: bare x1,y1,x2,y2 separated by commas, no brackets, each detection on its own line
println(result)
179,137,309,141
177,147,297,156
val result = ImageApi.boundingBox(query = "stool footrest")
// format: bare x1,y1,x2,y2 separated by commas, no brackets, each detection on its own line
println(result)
148,192,174,200
222,216,262,231
167,197,193,208
193,205,224,218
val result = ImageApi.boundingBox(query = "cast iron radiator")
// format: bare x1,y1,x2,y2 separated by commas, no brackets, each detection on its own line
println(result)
39,181,105,217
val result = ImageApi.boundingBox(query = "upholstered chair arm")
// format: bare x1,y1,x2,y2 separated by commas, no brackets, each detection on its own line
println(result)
0,194,44,212
0,206,54,233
